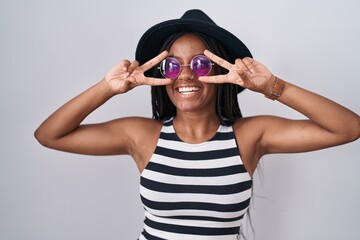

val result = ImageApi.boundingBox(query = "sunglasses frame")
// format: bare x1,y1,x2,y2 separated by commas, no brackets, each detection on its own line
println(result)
158,54,215,79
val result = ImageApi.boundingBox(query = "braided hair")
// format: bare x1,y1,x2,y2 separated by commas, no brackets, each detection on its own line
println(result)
151,32,243,126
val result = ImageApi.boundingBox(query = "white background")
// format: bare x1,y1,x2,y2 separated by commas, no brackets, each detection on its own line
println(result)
1,0,359,239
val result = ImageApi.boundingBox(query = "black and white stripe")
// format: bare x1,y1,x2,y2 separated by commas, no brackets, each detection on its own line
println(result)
139,119,252,240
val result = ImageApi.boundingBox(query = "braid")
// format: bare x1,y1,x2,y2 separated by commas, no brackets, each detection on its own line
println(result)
194,32,242,125
151,32,187,120
151,32,243,125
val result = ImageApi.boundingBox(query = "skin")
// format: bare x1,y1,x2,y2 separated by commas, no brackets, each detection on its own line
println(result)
34,34,360,176
165,35,219,144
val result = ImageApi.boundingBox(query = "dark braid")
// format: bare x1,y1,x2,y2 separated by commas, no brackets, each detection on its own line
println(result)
195,32,243,125
151,32,187,120
151,32,243,125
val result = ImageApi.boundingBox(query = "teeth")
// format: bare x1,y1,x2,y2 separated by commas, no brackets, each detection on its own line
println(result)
178,87,200,93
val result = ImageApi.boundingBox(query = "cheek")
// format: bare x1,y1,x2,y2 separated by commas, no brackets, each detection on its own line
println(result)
203,82,218,99
165,85,175,102
210,84,218,96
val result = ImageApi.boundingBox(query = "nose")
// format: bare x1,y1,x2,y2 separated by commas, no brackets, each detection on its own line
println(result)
177,64,194,80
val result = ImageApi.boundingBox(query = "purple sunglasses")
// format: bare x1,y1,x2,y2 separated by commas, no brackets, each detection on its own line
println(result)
158,55,215,79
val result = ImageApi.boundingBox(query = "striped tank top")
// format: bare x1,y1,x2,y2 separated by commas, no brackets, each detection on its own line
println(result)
139,119,252,240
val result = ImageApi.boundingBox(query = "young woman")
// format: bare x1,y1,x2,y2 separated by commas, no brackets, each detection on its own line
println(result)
35,9,360,240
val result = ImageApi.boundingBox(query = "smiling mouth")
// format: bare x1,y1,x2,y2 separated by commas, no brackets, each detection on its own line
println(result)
177,86,200,94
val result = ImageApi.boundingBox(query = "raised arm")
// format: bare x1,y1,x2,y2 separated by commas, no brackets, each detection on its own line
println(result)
200,50,360,156
34,51,171,156
261,80,359,153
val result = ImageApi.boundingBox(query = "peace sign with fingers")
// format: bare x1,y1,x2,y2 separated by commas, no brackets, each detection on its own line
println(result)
104,51,172,95
199,50,275,95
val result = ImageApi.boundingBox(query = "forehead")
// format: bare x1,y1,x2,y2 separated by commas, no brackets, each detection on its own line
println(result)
168,34,208,56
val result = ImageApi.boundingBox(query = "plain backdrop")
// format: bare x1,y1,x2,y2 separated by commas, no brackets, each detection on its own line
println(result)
1,0,359,239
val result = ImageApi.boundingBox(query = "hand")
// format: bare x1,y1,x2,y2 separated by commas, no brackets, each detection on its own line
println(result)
104,51,172,94
199,50,275,95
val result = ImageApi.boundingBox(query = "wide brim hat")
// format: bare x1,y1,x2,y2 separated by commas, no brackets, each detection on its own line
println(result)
135,9,252,93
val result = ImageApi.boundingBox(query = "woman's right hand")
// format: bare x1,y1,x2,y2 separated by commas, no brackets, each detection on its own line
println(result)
104,51,172,94
34,50,173,156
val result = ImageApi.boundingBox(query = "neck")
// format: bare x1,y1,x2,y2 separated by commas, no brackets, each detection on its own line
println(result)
172,111,220,144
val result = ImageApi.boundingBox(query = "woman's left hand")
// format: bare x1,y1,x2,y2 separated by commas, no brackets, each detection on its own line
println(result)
199,50,275,95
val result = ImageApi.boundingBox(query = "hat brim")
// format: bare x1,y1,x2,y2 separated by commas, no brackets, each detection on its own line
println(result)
135,14,252,93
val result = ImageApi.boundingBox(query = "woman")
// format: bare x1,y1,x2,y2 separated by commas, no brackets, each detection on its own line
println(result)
34,9,360,240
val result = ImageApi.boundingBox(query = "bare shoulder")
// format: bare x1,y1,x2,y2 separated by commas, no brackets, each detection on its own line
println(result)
110,116,162,142
113,116,162,129
232,116,271,148
233,115,267,133
233,115,291,148
232,115,281,175
233,115,286,134
111,117,162,172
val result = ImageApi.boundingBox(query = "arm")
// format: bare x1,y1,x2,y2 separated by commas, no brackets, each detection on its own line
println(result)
200,50,360,155
261,81,359,154
34,51,171,156
35,79,132,155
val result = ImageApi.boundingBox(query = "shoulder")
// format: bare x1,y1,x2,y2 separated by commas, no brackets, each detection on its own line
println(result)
232,116,262,146
233,115,283,132
232,115,289,142
112,117,163,171
232,116,284,169
110,116,163,138
115,116,162,126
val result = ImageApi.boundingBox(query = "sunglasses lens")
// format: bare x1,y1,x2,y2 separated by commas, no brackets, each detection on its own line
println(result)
160,58,180,79
191,55,212,77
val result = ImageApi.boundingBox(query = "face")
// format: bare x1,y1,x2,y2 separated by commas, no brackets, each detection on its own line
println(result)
165,34,217,114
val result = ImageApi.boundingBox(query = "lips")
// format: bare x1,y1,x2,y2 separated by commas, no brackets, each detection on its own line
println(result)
177,86,200,94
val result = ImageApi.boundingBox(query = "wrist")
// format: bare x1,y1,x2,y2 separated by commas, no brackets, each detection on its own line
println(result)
99,78,118,97
265,76,285,101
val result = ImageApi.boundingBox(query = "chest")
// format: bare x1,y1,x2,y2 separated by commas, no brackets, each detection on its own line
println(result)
140,128,252,219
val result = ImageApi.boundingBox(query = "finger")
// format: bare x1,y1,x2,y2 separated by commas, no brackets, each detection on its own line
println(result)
198,74,228,84
145,77,173,86
235,58,253,78
116,60,131,73
125,73,172,86
204,50,233,70
105,60,130,81
234,58,250,71
128,60,140,74
242,57,256,74
140,50,168,72
119,60,131,68
125,75,138,85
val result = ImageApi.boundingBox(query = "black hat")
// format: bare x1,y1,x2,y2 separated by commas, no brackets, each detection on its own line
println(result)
135,9,252,92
